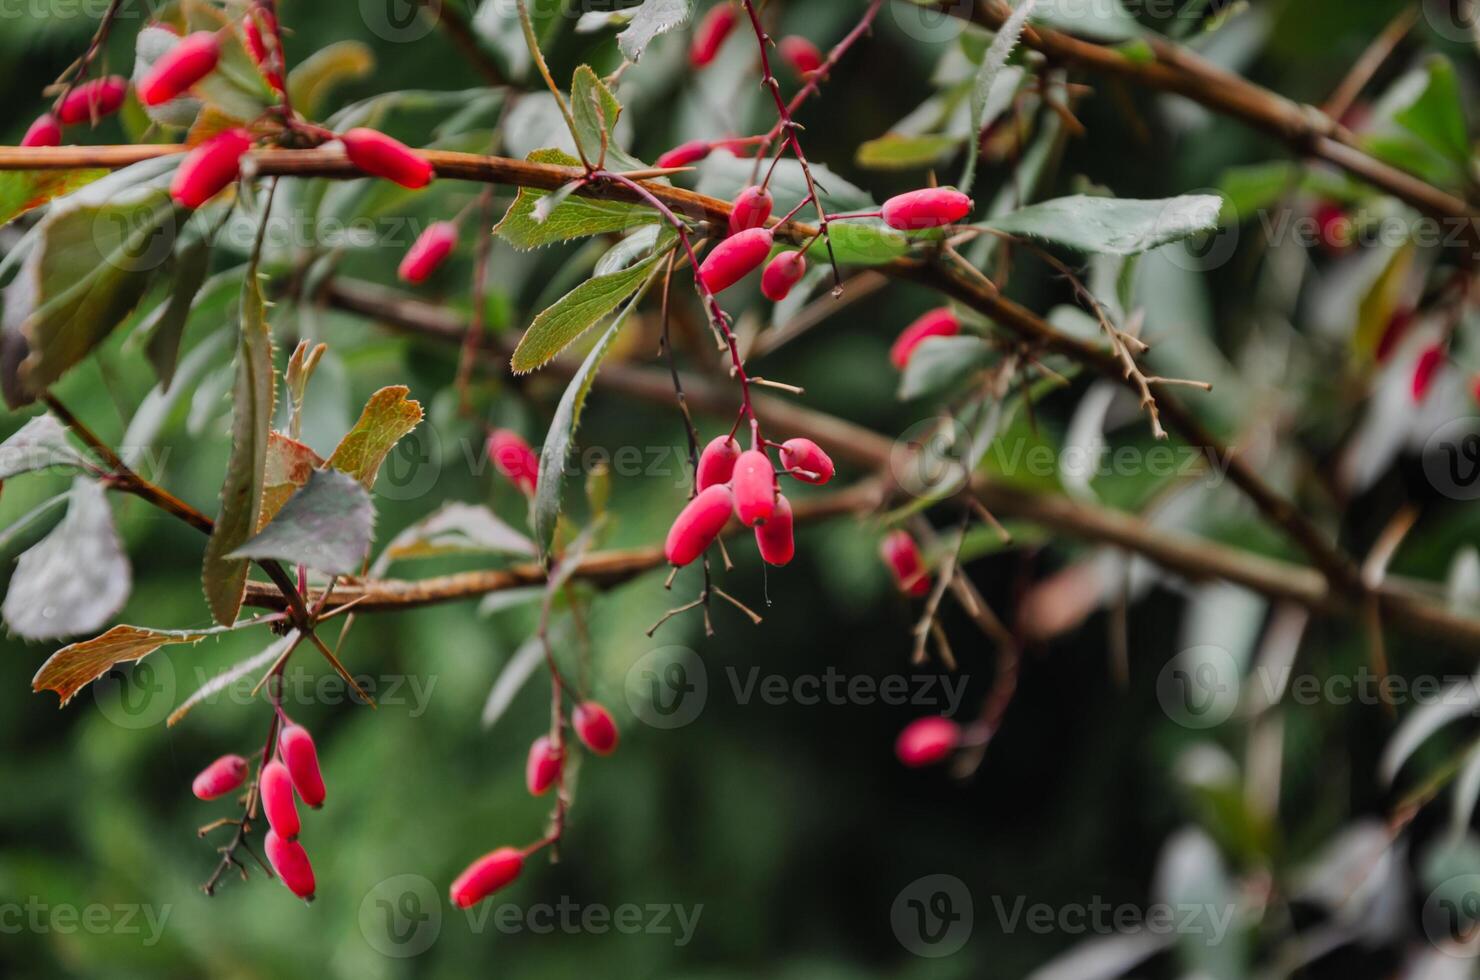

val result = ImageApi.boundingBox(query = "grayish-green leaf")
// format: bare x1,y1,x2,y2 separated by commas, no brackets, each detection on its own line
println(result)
0,414,90,480
229,468,374,576
1033,0,1141,41
962,0,1038,193
143,233,212,389
986,194,1223,255
618,0,691,62
899,336,997,400
1380,674,1480,785
570,65,622,168
377,501,535,576
4,479,130,641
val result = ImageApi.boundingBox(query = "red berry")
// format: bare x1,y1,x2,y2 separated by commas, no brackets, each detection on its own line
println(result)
779,36,824,76
399,221,458,284
56,76,128,125
755,493,795,567
526,735,562,796
1314,202,1351,253
487,430,539,496
170,128,251,209
699,227,773,294
192,754,249,801
690,4,739,67
728,185,773,235
890,307,960,369
656,138,712,170
779,438,833,485
138,31,220,106
340,128,433,189
731,449,776,527
895,717,961,768
21,114,61,148
881,530,930,597
265,830,316,901
696,434,741,490
881,188,974,230
260,759,300,841
665,484,734,566
450,847,524,909
761,251,807,301
244,8,285,92
573,702,619,755
1412,344,1445,403
1375,307,1414,363
279,724,326,809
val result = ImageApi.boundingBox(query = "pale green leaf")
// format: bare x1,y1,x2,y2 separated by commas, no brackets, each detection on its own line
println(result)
985,194,1223,255
326,386,424,490
899,336,997,400
617,0,691,62
288,41,375,119
0,413,90,480
494,151,659,250
856,133,963,171
802,221,909,266
570,65,622,168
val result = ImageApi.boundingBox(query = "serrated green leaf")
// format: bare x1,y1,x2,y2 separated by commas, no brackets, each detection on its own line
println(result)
856,133,963,171
802,221,909,266
617,0,691,62
494,150,659,250
327,386,424,491
202,271,275,627
962,0,1037,193
34,623,226,708
570,65,622,169
229,468,374,576
511,238,672,374
985,194,1223,255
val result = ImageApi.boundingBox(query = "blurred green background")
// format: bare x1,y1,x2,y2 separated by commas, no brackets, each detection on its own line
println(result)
2,1,1480,978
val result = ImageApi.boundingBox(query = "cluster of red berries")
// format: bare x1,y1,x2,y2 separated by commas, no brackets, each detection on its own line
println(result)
193,721,326,901
450,701,618,908
664,435,833,569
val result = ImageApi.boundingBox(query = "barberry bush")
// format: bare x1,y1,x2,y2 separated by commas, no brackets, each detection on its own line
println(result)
3,0,1480,976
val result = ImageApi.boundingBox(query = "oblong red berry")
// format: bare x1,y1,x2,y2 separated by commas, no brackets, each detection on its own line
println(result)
728,185,773,236
487,429,539,496
573,702,619,755
890,308,960,369
244,9,285,92
450,847,524,909
779,438,833,485
260,759,300,841
1413,344,1445,403
21,114,61,148
761,251,807,302
696,435,741,490
881,188,974,230
731,449,776,527
656,139,712,170
170,128,251,209
690,4,739,67
526,735,562,796
881,530,930,597
279,724,326,809
755,493,795,567
666,484,733,566
340,127,433,189
895,717,961,768
779,36,824,76
192,754,249,801
399,221,458,284
265,830,316,900
1376,307,1414,363
139,31,220,106
699,227,773,294
57,76,129,125
1315,201,1350,253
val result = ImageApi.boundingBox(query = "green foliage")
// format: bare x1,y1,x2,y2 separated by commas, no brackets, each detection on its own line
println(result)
985,194,1224,255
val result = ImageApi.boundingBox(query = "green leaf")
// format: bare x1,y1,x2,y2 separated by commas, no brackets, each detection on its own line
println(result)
0,413,91,480
1032,0,1141,41
618,0,691,62
494,150,659,250
33,623,224,707
511,238,672,374
570,65,622,169
288,41,375,120
378,502,535,573
962,0,1039,193
532,278,655,556
0,169,107,228
899,336,997,400
985,194,1223,255
326,386,424,490
803,221,909,266
260,431,324,528
202,271,276,627
1394,55,1471,169
3,479,130,641
229,468,374,576
856,133,963,171
143,233,212,389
